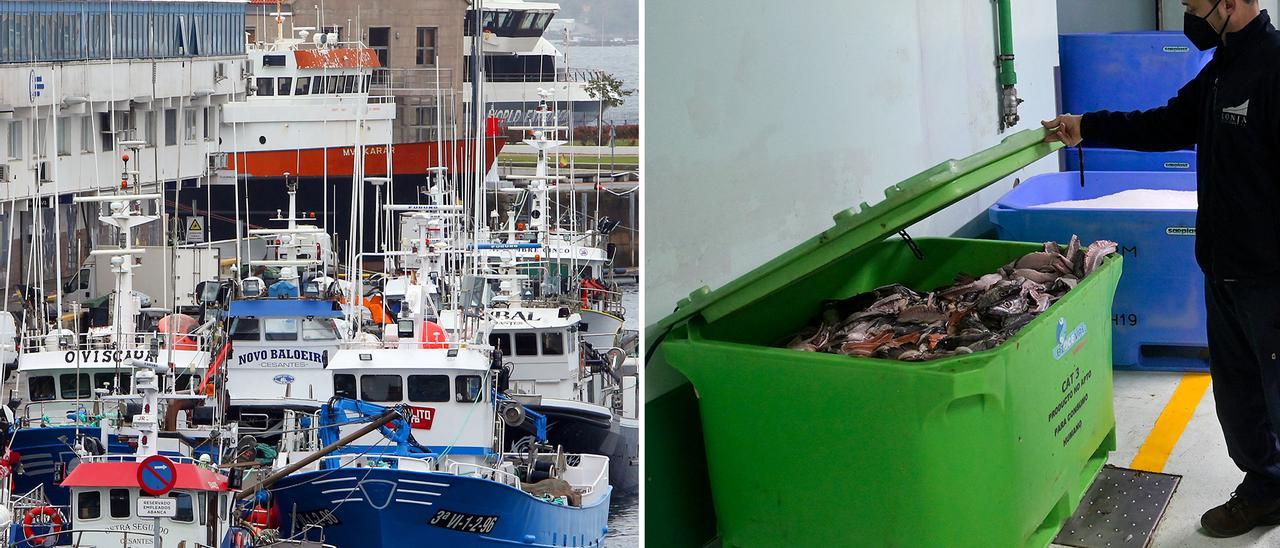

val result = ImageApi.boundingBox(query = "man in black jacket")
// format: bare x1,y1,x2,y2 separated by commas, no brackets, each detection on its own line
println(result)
1043,0,1280,538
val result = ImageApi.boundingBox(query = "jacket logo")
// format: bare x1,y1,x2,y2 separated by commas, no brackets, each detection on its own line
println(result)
1222,100,1249,127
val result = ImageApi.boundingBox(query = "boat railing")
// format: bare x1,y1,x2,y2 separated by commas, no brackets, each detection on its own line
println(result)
23,527,215,548
353,453,437,472
21,331,212,356
446,461,523,489
562,453,610,498
74,454,202,466
370,67,458,95
342,339,493,352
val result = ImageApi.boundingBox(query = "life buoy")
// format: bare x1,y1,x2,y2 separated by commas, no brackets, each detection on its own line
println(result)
22,506,63,546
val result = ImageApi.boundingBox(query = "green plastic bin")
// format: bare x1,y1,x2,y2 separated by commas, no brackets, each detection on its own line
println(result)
646,129,1122,547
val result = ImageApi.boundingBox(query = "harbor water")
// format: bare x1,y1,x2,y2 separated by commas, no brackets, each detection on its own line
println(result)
607,281,640,545
560,44,640,124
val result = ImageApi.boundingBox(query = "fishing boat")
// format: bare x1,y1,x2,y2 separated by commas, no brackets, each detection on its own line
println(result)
5,356,247,547
456,90,638,492
2,193,216,507
213,12,505,242
215,178,348,437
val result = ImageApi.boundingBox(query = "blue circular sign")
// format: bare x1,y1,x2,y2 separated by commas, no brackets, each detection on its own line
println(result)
137,455,178,496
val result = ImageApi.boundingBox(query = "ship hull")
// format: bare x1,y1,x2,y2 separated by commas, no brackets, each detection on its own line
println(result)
271,467,611,547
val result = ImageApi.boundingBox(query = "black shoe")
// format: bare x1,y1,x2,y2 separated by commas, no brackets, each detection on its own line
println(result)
1201,492,1280,538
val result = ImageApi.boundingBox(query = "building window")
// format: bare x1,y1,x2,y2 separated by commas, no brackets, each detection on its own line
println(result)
416,27,437,66
277,77,292,96
360,375,403,402
98,113,113,151
33,119,47,159
139,111,154,145
164,109,177,146
78,491,101,520
184,109,197,143
256,77,274,97
56,117,71,156
8,121,22,160
81,116,94,153
203,107,214,140
294,77,311,96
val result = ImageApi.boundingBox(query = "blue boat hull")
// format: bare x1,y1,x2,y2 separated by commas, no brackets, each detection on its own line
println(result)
271,467,611,547
10,426,128,506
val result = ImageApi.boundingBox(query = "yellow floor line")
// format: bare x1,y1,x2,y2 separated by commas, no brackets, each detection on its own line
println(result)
1130,373,1212,473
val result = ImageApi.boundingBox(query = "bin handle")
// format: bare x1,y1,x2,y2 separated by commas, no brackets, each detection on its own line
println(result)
948,364,1005,407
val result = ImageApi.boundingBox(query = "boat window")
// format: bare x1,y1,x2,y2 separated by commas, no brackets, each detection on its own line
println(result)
109,488,130,518
327,76,340,94
77,490,101,520
489,333,512,356
230,318,260,341
302,318,340,341
456,375,483,403
170,492,194,522
295,76,311,96
93,372,131,392
364,75,372,93
495,12,514,27
312,75,324,94
256,77,274,96
59,373,92,399
408,375,450,402
198,492,208,526
541,332,564,356
514,333,537,356
334,374,356,398
264,318,299,341
361,375,403,402
29,376,55,401
277,77,293,96
534,13,553,31
519,12,539,30
347,75,359,94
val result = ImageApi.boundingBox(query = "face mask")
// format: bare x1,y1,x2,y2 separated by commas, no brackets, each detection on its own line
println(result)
1185,0,1229,50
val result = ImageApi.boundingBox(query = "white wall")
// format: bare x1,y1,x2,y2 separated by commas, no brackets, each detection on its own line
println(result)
645,0,1064,316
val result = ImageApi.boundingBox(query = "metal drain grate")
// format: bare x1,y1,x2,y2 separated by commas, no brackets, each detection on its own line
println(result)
1053,465,1181,547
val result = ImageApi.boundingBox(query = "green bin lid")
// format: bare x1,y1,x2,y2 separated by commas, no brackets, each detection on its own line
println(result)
646,128,1063,362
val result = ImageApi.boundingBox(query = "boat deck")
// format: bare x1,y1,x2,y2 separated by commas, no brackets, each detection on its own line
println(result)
1052,371,1280,547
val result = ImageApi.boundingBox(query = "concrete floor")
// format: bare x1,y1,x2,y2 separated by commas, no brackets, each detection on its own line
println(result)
1055,371,1280,547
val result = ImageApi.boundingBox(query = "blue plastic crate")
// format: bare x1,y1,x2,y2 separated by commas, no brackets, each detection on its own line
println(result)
1060,32,1212,114
989,171,1206,371
1063,148,1196,172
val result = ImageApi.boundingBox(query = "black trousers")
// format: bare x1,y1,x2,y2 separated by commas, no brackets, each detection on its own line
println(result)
1207,278,1280,501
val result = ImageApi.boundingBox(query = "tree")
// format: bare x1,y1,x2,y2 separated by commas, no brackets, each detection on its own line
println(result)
584,72,634,145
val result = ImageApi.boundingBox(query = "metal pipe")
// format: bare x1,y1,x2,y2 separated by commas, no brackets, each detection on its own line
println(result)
995,0,1016,87
234,408,400,499
994,0,1022,129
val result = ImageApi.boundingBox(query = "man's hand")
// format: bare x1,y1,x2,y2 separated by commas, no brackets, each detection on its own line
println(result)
1042,114,1084,146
